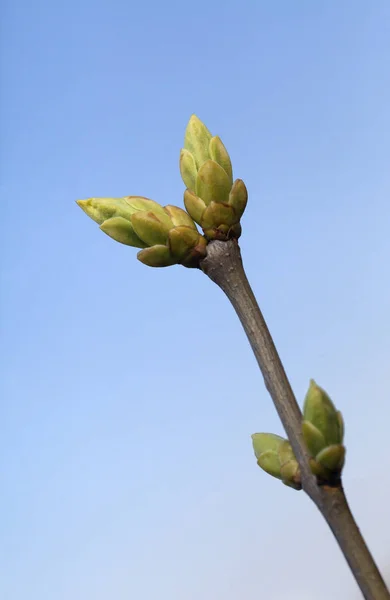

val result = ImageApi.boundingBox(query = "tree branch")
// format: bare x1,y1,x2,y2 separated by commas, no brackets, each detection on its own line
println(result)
200,239,389,600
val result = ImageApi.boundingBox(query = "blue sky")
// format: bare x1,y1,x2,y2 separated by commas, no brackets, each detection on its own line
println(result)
1,1,390,598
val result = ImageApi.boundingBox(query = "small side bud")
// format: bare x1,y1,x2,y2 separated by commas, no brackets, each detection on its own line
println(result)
183,190,206,224
257,450,282,479
201,201,237,229
168,226,205,262
316,445,346,472
251,433,301,491
228,179,248,220
137,245,176,268
100,217,147,248
302,379,346,483
303,380,343,446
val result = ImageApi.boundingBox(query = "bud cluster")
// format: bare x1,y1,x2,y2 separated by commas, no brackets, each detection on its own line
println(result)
180,115,248,240
77,196,207,268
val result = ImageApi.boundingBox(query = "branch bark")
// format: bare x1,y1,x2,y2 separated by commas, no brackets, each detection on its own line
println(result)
200,238,389,600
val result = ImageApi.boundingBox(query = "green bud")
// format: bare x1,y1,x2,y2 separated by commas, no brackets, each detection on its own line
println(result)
180,116,248,241
173,232,208,268
257,450,282,479
302,380,346,482
184,114,212,168
78,191,208,269
278,439,297,466
278,439,301,490
302,420,327,457
131,211,172,247
164,205,197,229
228,179,248,220
303,380,343,446
316,445,345,472
252,433,285,459
251,433,301,490
100,217,147,248
168,226,205,261
137,245,176,268
77,197,135,225
280,462,301,490
200,201,240,240
196,160,232,206
77,196,170,227
179,149,198,192
124,196,169,216
201,201,237,229
183,190,206,224
209,136,233,184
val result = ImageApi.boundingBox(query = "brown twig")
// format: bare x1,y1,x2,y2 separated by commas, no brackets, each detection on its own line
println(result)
200,238,389,600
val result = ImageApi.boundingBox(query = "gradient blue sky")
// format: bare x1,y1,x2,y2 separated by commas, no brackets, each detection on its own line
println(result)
1,1,390,598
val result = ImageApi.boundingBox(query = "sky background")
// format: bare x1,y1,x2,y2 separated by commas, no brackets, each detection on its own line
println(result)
1,1,390,598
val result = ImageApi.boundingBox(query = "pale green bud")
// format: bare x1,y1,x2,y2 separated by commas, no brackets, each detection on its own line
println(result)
278,439,297,466
209,136,233,184
228,179,248,220
99,217,147,248
184,114,212,168
201,201,237,229
195,160,232,206
278,439,301,490
131,211,172,247
201,201,239,240
303,380,343,446
257,450,282,479
137,245,176,268
168,226,205,261
183,190,206,224
302,380,346,481
252,432,285,459
180,116,248,241
280,461,301,489
251,433,301,490
77,197,135,225
77,196,169,227
179,149,198,192
316,445,345,472
124,196,169,216
164,205,197,229
77,191,208,268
